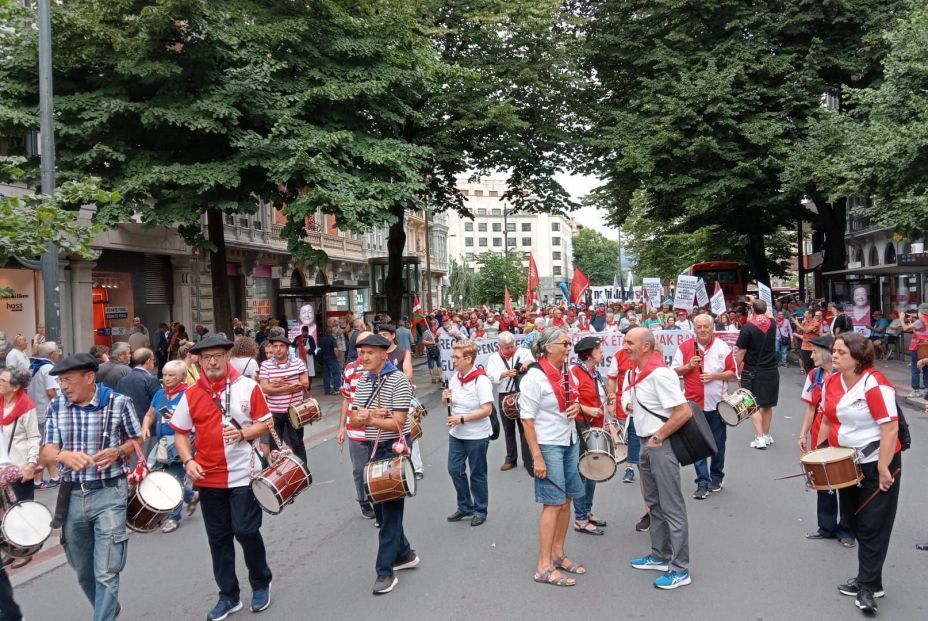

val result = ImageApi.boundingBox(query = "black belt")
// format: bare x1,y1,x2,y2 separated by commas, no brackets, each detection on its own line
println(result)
73,476,126,492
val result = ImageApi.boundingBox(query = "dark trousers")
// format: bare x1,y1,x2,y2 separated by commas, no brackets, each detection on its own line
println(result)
816,487,857,540
0,566,22,621
499,394,533,471
856,454,901,592
693,409,727,486
367,441,413,579
322,359,341,393
272,413,308,466
199,487,272,602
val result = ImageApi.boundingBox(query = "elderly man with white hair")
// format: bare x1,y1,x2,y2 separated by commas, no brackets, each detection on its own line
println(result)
522,317,545,350
4,335,29,372
97,341,132,389
486,331,535,473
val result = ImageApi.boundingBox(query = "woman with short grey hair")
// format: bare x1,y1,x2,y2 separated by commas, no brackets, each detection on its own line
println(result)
0,366,41,504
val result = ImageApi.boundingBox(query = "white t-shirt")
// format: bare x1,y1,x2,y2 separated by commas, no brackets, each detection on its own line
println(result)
485,348,535,395
231,356,259,379
4,349,29,373
622,367,688,438
518,367,578,446
27,361,59,423
448,373,494,440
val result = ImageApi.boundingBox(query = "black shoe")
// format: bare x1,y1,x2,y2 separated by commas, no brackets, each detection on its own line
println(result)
692,486,709,500
635,513,650,532
708,480,724,493
470,516,486,527
393,551,420,571
447,510,473,522
917,542,928,551
414,472,424,481
838,578,885,598
372,575,398,595
361,506,375,520
856,588,878,615
806,530,836,540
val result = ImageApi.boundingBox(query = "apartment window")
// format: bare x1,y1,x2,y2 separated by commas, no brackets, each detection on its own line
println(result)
479,238,488,247
506,223,516,232
491,208,502,216
551,222,560,232
466,253,475,262
477,208,487,216
489,190,498,197
458,189,468,197
522,237,532,246
521,223,531,232
552,237,561,246
553,266,562,276
507,238,516,247
474,190,483,197
465,237,474,247
464,222,473,232
478,222,487,232
552,251,561,260
493,238,502,247
492,223,502,232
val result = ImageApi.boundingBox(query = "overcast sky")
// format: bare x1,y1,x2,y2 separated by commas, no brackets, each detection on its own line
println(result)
553,172,619,239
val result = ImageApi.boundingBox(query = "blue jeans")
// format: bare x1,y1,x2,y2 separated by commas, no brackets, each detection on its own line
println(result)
693,409,727,486
322,359,341,393
63,477,129,621
535,442,585,505
574,475,597,521
367,439,413,578
166,461,196,521
447,436,489,517
775,337,789,366
911,353,928,390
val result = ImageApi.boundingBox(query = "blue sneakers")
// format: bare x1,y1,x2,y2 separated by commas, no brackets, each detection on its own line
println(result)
251,583,271,613
630,555,670,571
207,599,243,621
623,467,635,483
654,570,691,590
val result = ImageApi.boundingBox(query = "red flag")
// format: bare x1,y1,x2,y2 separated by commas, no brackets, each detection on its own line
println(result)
504,287,515,321
527,254,540,305
570,267,590,304
411,295,425,326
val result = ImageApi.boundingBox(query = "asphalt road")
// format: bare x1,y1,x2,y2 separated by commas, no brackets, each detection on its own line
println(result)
12,367,928,621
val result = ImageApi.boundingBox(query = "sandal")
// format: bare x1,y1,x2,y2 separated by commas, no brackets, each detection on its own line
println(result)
573,521,604,536
9,557,32,570
533,567,575,587
588,515,608,527
554,555,587,574
839,537,856,548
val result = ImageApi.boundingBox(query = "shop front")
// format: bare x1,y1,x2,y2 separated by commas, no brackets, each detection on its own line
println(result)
92,250,173,347
0,267,39,341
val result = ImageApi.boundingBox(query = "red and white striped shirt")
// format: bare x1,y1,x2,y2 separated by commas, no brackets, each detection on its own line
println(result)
341,360,367,441
821,369,901,463
258,355,307,413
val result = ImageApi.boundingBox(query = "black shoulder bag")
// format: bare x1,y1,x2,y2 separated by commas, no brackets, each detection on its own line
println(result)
639,400,717,467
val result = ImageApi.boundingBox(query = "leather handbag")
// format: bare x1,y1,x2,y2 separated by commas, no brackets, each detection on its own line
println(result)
642,401,717,466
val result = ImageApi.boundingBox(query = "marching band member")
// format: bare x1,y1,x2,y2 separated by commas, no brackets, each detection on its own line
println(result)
0,430,24,620
171,334,274,620
350,334,419,595
486,332,535,473
672,315,736,499
0,367,41,503
337,332,375,520
796,335,854,546
443,341,493,526
736,299,779,449
819,333,901,615
258,332,309,467
621,328,693,590
519,328,585,587
378,324,422,479
570,336,611,535
41,353,142,621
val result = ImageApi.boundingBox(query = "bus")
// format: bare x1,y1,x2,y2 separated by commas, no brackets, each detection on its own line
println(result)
686,261,747,302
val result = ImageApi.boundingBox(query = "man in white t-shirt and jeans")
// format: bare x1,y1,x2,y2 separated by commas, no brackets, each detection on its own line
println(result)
621,328,693,590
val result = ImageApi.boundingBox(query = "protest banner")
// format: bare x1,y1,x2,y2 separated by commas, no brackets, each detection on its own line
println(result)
673,275,699,311
695,279,709,308
757,281,773,307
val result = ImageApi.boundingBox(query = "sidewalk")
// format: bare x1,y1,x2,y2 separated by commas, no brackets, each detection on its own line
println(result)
872,356,926,413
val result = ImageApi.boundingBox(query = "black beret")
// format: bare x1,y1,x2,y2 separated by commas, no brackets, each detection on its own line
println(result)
267,334,292,345
49,353,98,376
810,334,834,350
357,334,391,349
574,336,601,354
189,334,234,353
377,323,397,334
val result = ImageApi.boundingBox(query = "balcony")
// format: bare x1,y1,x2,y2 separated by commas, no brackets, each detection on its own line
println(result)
304,231,365,262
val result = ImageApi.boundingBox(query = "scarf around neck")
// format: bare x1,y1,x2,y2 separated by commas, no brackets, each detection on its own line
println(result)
457,367,487,384
538,357,569,411
749,313,772,333
628,351,666,389
0,390,35,426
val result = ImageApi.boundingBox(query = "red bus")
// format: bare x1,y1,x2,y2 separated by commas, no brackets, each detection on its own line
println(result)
686,261,747,302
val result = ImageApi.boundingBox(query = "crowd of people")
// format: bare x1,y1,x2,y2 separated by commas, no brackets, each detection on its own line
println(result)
0,293,922,619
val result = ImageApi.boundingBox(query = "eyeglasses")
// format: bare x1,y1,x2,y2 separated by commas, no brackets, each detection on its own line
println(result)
199,353,228,363
552,341,571,347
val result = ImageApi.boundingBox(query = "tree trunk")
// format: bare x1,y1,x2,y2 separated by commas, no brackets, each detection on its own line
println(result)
816,198,847,273
745,232,770,286
385,203,407,321
207,208,233,336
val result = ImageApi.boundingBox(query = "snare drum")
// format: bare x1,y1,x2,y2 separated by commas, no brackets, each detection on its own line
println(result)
718,388,759,426
127,471,183,533
603,420,628,465
501,393,520,420
578,428,617,482
800,447,862,491
251,454,312,515
410,397,428,421
364,456,416,504
0,501,52,558
288,398,322,429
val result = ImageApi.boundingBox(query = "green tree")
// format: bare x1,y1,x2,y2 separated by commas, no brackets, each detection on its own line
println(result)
447,257,477,308
474,252,526,305
572,228,618,286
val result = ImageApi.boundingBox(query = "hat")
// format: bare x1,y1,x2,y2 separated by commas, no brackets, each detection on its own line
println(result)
50,353,98,376
267,333,291,345
377,323,397,334
356,334,391,349
574,336,601,354
190,334,235,353
810,334,834,350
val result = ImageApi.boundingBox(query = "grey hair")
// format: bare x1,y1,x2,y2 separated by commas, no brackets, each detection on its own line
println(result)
162,360,188,378
498,331,515,346
111,342,131,358
35,341,57,358
813,345,832,364
533,317,546,329
1,366,32,391
694,314,714,327
532,327,566,358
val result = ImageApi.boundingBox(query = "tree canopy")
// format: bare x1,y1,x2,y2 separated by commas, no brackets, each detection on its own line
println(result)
571,228,618,286
474,252,526,305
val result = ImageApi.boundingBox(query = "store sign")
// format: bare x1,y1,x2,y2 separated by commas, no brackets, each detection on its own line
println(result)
104,306,129,320
0,269,37,339
899,252,928,267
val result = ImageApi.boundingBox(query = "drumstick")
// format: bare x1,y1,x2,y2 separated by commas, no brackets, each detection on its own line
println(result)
855,467,901,515
774,472,809,480
534,474,568,496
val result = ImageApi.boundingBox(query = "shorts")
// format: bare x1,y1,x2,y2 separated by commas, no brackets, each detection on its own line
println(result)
741,367,780,408
626,417,641,465
535,442,585,505
427,353,441,369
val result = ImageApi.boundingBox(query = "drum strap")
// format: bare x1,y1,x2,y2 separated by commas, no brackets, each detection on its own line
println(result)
4,419,16,455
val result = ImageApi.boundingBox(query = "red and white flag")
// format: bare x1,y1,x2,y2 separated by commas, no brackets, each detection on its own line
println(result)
504,287,515,321
411,295,426,326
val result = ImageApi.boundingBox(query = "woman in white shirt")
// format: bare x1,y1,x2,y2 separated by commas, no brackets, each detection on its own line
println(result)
519,328,584,587
230,336,260,379
442,341,493,526
0,367,42,503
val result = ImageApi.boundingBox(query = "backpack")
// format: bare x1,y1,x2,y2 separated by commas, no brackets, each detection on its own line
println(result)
896,403,911,451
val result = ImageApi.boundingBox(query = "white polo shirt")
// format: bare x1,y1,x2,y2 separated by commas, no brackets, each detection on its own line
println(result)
448,372,494,440
622,367,688,438
518,367,578,446
485,348,535,395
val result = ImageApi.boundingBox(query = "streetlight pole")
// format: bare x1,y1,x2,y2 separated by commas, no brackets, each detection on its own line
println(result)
38,0,61,343
424,207,433,312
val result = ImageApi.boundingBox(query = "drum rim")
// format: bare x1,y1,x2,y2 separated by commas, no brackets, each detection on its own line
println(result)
1,502,52,546
800,446,857,463
251,476,285,512
138,471,184,511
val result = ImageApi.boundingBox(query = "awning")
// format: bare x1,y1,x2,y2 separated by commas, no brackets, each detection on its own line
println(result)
278,283,367,297
822,264,926,277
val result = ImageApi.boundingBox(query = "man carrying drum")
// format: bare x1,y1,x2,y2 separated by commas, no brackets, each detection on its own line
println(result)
672,315,736,500
486,331,535,474
338,331,376,520
350,334,419,595
41,353,142,621
171,334,274,620
258,332,309,467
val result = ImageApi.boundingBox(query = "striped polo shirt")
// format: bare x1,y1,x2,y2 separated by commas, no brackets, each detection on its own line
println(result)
341,360,367,442
352,365,413,441
259,355,307,413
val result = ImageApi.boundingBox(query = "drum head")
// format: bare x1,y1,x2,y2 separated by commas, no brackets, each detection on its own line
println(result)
3,502,52,546
717,401,739,426
401,456,416,497
140,471,184,511
251,478,282,513
579,452,616,482
801,446,857,464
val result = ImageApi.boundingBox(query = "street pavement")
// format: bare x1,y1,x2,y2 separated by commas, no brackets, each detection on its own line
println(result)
10,363,928,621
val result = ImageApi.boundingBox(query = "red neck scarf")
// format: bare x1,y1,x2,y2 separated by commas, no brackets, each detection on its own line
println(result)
164,382,189,401
0,390,35,427
501,348,514,361
628,351,665,388
749,313,772,332
538,357,569,411
195,364,242,402
457,367,487,384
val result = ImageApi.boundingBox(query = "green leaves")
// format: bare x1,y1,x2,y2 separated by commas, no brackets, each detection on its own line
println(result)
474,251,527,305
572,228,619,286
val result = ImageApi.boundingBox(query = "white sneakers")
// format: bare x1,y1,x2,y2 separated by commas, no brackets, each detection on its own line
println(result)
750,436,767,449
765,434,775,445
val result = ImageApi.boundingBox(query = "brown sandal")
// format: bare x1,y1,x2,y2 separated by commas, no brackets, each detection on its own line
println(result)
533,567,575,587
554,555,586,574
